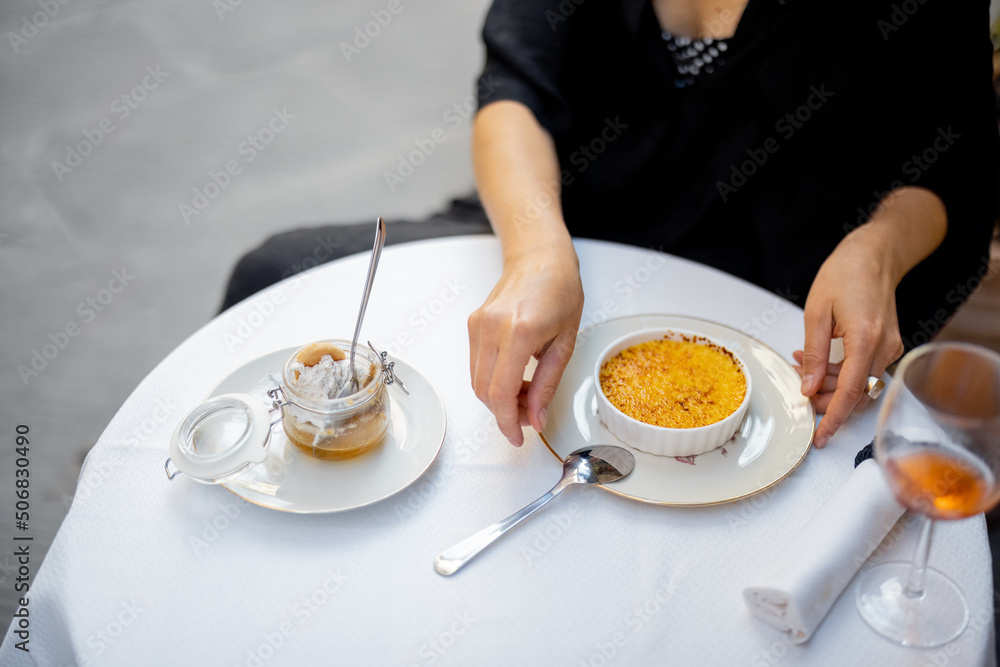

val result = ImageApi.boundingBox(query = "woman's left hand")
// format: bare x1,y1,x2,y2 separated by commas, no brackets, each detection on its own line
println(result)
796,187,947,448
795,226,905,448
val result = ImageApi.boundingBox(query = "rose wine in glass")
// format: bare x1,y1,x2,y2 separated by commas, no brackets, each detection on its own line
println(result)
855,342,1000,647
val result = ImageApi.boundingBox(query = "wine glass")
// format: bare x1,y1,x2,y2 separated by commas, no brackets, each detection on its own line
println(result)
855,341,1000,647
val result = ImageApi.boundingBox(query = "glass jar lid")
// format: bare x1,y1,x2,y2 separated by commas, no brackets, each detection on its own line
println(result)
167,393,271,483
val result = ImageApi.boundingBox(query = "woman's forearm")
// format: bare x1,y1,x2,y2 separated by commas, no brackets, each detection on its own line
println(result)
472,101,577,265
850,186,948,285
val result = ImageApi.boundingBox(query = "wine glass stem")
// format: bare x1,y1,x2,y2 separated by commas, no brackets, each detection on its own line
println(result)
903,515,936,598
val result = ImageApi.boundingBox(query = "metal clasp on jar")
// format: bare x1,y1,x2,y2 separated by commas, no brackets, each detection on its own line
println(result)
267,386,290,425
368,341,409,395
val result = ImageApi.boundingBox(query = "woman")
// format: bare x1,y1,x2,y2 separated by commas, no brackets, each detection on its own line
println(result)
467,0,999,447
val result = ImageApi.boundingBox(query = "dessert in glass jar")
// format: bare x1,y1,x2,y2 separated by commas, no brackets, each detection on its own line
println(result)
279,340,391,460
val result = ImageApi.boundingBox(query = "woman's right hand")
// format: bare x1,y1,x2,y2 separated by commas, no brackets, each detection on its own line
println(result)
468,245,584,446
469,100,582,445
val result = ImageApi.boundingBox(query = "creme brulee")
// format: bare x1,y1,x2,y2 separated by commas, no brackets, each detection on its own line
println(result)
599,337,747,429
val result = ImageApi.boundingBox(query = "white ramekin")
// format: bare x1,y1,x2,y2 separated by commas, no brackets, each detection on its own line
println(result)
594,329,753,457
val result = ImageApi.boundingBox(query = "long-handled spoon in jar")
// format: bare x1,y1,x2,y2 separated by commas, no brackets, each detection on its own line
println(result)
337,217,387,398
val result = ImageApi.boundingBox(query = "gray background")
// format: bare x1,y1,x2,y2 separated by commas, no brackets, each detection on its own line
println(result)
0,0,492,633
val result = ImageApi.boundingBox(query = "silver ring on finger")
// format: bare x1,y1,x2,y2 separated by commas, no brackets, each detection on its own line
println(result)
865,375,885,400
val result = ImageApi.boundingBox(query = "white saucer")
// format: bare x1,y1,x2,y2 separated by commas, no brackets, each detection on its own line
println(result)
208,347,446,513
541,315,815,506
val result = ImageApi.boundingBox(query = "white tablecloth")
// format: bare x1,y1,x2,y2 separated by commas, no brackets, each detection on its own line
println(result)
2,237,993,666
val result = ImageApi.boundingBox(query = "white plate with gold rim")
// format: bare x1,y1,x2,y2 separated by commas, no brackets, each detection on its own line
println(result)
540,315,815,506
209,347,446,513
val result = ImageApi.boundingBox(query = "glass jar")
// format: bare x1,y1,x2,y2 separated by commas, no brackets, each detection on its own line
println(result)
165,341,407,483
276,339,391,460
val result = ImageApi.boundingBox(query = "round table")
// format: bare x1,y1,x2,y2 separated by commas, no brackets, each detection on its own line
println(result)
1,237,992,666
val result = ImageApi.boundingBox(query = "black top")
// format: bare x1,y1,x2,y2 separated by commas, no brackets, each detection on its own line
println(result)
477,0,999,348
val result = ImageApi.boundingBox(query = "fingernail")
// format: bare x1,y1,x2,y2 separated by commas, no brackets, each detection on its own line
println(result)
800,375,813,394
507,437,521,447
815,434,829,448
538,408,548,430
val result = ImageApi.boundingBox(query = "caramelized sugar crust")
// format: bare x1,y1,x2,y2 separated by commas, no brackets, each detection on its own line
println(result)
600,337,746,428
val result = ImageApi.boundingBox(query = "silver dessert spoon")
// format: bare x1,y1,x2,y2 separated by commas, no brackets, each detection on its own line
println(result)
434,445,635,576
337,217,387,398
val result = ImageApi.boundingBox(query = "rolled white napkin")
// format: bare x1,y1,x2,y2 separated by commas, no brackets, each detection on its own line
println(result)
742,458,905,643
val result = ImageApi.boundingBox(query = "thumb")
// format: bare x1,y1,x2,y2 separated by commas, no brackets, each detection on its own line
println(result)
800,307,832,398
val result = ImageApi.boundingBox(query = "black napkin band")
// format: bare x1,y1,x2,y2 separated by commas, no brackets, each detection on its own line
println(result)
854,440,874,468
